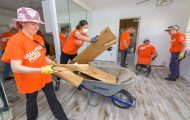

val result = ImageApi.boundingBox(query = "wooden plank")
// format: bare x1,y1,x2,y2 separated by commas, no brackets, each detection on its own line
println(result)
54,71,84,87
70,27,117,64
52,64,117,84
79,66,117,84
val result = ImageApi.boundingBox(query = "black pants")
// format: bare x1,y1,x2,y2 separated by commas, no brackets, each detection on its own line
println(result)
26,82,68,120
57,52,77,80
136,64,151,73
60,51,77,64
120,50,128,66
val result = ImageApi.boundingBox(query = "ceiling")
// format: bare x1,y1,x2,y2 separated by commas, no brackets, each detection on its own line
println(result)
0,0,189,12
0,0,43,11
78,0,190,10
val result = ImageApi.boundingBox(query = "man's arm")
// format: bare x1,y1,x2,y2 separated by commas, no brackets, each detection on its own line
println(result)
152,47,158,60
181,41,186,52
180,35,186,52
123,40,128,49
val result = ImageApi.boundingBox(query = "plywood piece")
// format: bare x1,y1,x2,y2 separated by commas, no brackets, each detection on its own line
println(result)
54,71,84,87
70,27,117,64
79,66,116,84
52,64,117,84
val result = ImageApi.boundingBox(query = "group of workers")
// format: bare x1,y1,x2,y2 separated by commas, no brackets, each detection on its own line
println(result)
119,25,186,81
0,6,187,120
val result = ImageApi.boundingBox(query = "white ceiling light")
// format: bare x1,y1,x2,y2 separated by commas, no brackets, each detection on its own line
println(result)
136,0,173,7
156,0,173,7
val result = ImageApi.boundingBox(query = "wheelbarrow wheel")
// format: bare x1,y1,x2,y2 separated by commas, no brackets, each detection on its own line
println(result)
112,89,134,108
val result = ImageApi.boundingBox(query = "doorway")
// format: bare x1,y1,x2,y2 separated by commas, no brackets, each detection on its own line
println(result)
118,18,140,66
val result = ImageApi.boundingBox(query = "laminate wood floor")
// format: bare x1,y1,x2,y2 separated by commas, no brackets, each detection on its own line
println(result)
2,66,190,120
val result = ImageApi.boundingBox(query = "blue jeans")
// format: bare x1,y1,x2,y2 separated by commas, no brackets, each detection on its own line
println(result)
120,49,128,66
2,50,12,79
169,52,181,79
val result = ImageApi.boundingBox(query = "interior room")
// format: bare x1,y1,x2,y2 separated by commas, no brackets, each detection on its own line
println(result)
0,0,190,120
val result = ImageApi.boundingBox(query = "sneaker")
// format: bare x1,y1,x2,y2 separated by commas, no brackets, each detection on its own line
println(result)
55,81,60,91
164,77,176,81
120,64,127,68
167,75,179,79
3,77,14,81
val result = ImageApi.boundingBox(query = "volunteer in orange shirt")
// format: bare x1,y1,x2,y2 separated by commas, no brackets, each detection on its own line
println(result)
165,25,186,81
136,39,157,74
61,20,97,64
55,20,98,91
1,7,68,120
119,27,136,67
1,20,21,81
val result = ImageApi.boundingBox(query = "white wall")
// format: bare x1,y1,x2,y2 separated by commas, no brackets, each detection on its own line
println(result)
0,8,16,30
91,1,190,66
181,53,190,82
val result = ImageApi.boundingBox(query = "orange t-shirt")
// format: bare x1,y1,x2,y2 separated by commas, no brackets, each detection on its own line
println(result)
1,32,15,50
119,31,131,50
137,44,156,65
63,30,87,55
59,32,67,48
170,32,186,52
1,32,52,94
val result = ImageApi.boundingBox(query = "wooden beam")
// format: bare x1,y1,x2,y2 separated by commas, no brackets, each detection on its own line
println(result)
70,27,117,64
54,71,84,87
52,64,117,84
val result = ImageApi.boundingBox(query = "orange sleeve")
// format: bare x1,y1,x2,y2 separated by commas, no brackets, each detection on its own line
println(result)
1,40,24,63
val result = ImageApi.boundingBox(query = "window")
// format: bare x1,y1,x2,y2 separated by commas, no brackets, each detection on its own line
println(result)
186,18,190,50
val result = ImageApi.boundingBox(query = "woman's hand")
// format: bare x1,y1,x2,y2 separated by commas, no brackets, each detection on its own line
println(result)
90,35,98,43
41,65,56,74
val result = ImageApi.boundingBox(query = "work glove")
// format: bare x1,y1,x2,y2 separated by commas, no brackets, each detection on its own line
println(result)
90,35,98,43
41,65,56,74
178,51,185,60
107,47,113,51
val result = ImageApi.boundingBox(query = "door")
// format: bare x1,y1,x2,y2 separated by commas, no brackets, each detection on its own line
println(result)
118,18,140,66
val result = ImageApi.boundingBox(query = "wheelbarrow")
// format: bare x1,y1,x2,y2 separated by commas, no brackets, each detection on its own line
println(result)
52,64,136,109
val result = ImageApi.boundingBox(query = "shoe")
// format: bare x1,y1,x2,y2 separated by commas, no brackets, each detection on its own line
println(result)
55,81,60,91
2,107,9,112
164,77,176,81
168,75,179,79
121,65,127,68
3,77,14,81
